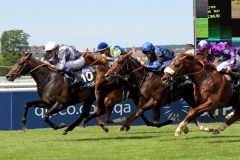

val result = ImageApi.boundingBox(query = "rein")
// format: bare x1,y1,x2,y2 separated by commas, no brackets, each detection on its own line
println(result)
117,56,146,89
175,60,205,79
89,55,106,66
29,63,57,73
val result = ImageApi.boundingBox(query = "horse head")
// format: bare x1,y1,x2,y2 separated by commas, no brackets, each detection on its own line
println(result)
105,52,135,81
6,53,35,81
162,54,196,85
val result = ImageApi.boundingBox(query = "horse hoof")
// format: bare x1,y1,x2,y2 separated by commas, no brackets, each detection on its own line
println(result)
61,130,68,135
182,126,189,134
21,127,27,132
212,129,220,135
103,127,109,133
118,126,125,132
125,125,130,131
175,130,182,137
56,123,67,129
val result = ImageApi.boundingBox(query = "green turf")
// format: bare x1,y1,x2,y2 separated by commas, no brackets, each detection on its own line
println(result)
0,123,240,160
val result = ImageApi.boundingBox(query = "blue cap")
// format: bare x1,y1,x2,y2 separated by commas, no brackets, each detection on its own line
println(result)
97,42,109,52
141,42,155,53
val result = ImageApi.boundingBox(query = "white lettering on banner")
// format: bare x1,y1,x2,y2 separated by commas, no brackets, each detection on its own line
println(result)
201,106,233,117
114,103,131,116
34,103,133,118
222,107,233,115
123,104,131,114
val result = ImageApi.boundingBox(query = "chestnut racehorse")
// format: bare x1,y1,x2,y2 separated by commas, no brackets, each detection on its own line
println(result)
162,53,240,136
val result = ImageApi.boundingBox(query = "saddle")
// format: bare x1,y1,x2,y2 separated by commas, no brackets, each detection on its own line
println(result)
64,66,96,89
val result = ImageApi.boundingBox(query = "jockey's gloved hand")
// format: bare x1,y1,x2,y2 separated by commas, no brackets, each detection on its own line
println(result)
219,68,228,74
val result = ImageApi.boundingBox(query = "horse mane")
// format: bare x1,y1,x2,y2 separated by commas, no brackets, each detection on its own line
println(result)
194,55,216,70
129,55,142,66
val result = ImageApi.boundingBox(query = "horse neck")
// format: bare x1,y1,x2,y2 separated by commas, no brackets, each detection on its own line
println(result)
27,59,53,87
84,53,107,66
128,63,146,88
188,60,207,87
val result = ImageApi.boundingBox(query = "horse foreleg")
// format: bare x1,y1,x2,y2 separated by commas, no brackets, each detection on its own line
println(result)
119,98,157,131
96,117,108,132
43,102,66,130
22,101,47,131
175,100,212,136
62,99,93,135
153,107,160,125
140,108,178,127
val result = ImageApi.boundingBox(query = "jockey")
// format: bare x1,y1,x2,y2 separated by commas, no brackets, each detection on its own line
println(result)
197,40,240,72
96,42,126,61
43,41,85,85
141,42,175,70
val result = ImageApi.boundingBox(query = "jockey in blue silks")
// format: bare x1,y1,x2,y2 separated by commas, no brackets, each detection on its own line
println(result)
141,42,175,70
96,42,126,61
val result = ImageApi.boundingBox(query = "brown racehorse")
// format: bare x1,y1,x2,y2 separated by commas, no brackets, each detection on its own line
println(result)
104,53,203,132
5,53,165,133
162,53,240,136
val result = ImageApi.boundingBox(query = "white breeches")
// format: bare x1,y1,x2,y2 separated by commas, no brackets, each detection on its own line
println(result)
216,54,240,71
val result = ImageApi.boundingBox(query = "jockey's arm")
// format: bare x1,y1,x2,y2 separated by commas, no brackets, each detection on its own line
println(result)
229,50,237,68
146,61,161,70
43,60,55,68
54,53,67,70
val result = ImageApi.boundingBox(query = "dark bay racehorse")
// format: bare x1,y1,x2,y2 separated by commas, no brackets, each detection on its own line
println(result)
104,53,200,132
162,53,240,136
5,53,102,130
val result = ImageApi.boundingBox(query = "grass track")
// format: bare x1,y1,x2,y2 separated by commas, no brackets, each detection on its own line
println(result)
1,123,240,160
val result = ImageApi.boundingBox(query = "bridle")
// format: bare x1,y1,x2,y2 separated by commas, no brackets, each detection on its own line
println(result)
15,57,56,78
168,58,206,86
89,54,106,66
107,56,146,88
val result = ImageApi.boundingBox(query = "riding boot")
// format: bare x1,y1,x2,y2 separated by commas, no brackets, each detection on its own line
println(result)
228,71,240,88
65,70,84,86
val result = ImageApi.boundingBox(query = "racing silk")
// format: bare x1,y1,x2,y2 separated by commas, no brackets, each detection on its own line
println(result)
206,43,238,68
146,46,175,70
54,45,82,70
108,45,126,61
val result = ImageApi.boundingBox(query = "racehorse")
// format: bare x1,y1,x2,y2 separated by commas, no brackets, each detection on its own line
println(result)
5,53,103,130
5,53,167,133
162,53,240,136
104,53,201,132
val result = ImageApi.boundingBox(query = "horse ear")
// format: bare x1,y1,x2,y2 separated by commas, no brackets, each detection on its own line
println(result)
125,52,132,58
23,53,32,60
128,51,133,56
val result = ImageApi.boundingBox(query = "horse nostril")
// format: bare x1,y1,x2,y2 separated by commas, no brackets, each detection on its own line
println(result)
161,77,167,82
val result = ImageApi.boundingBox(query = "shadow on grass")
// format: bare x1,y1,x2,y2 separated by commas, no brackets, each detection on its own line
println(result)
63,135,158,142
